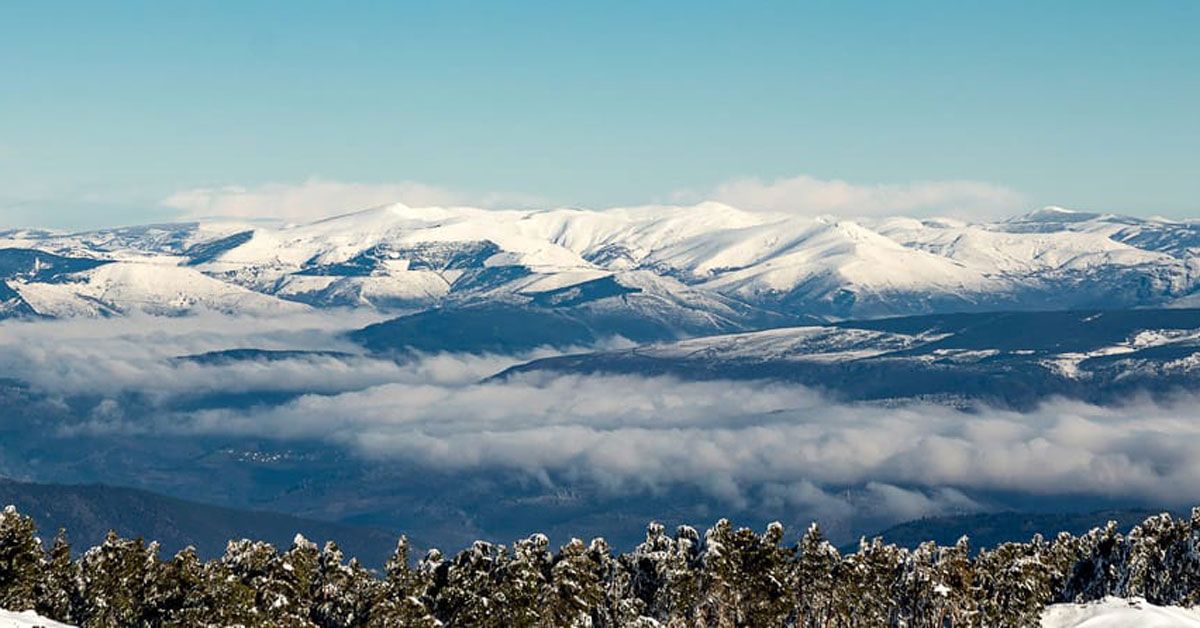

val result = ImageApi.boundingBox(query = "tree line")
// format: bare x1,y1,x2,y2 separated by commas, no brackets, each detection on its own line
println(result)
2,504,1199,627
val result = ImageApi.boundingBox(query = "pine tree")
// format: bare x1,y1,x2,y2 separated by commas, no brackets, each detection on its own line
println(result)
698,519,796,627
1123,512,1200,606
152,546,210,628
794,522,838,628
1062,520,1126,602
265,535,319,627
596,538,649,627
0,505,42,612
833,537,904,627
494,534,551,627
896,540,941,628
35,529,79,624
311,541,374,628
200,551,259,627
625,521,675,618
974,538,1057,627
933,535,977,626
661,526,702,627
219,537,281,625
75,531,158,628
369,536,438,627
431,540,503,627
1177,507,1200,607
544,537,605,627
10,499,1200,626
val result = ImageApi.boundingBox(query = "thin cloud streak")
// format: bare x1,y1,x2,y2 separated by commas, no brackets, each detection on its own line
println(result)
163,178,548,223
680,174,1026,219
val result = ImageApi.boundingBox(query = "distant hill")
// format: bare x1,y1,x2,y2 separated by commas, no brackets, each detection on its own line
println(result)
498,308,1200,408
855,508,1171,553
0,478,404,567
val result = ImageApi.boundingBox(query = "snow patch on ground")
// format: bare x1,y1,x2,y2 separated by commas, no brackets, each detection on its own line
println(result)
0,609,74,628
1041,597,1200,627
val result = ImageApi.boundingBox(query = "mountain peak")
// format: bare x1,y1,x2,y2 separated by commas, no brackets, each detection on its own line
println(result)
1010,206,1102,223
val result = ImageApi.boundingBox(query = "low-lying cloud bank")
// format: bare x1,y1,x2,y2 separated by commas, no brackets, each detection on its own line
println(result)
171,375,1200,507
3,314,1196,527
0,311,541,398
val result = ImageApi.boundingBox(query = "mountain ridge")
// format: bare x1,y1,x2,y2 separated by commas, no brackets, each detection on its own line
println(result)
3,204,1200,330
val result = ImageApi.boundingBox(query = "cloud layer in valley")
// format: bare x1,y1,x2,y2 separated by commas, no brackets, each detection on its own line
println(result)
3,314,1194,530
174,374,1200,508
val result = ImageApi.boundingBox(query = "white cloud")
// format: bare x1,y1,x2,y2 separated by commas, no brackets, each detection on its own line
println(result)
7,314,1197,532
161,174,1024,224
0,311,575,400
5,313,1196,513
158,370,1200,508
683,174,1026,218
163,178,544,223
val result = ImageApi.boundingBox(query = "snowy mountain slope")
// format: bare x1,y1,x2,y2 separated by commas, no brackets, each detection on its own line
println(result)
5,203,1200,326
497,309,1200,408
10,261,309,317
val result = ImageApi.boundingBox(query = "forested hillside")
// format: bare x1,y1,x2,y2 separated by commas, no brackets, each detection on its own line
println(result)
3,505,1199,627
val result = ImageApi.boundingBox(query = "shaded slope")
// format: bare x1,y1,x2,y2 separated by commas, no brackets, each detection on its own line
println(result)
0,478,402,566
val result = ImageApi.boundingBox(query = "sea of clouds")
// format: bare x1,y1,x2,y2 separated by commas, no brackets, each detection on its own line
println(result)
3,312,1197,529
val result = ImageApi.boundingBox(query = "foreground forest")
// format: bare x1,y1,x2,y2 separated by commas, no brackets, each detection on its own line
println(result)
2,505,1199,627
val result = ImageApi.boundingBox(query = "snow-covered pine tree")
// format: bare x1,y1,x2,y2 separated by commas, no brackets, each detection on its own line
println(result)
369,535,438,627
310,541,375,628
697,519,796,627
932,535,977,626
794,522,838,628
1061,520,1126,602
268,534,319,627
897,541,943,628
591,537,650,627
832,537,905,627
493,534,552,627
150,546,210,627
624,521,674,619
220,537,281,624
431,540,503,626
1121,512,1188,604
35,529,78,624
973,537,1057,627
0,505,41,612
200,548,259,626
660,526,702,627
544,537,605,627
1178,507,1200,607
75,531,158,627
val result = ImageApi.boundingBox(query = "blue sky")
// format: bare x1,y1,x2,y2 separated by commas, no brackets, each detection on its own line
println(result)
1,1,1196,228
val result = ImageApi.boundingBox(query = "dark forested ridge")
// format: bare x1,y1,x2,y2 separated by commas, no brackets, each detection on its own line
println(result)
3,504,1200,627
861,508,1169,553
0,479,400,565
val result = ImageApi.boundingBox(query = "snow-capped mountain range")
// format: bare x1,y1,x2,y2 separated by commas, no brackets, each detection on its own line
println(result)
3,203,1200,327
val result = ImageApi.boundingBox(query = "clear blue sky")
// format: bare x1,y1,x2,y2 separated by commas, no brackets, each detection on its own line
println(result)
1,1,1197,228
